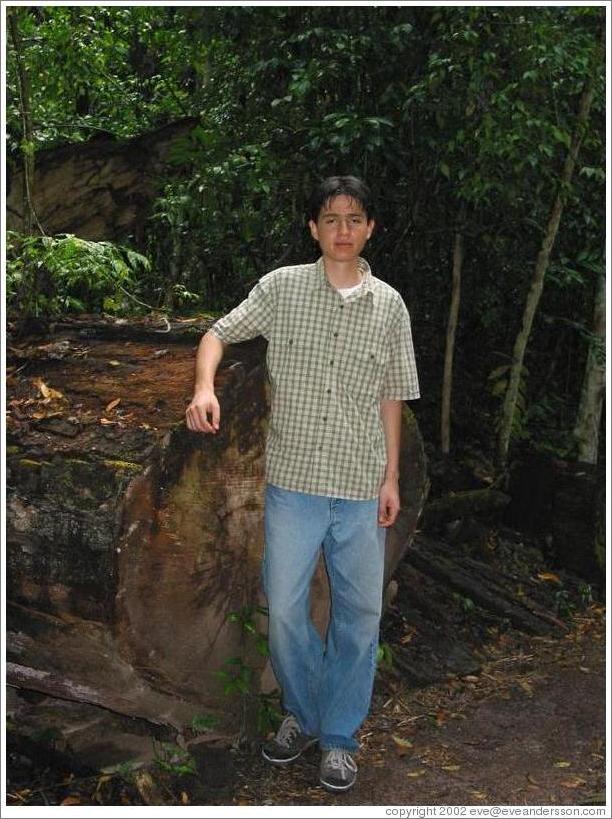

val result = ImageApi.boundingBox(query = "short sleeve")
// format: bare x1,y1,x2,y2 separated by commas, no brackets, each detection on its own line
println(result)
380,300,420,400
210,270,277,344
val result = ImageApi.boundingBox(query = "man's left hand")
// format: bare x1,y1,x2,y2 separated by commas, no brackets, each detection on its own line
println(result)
378,478,400,528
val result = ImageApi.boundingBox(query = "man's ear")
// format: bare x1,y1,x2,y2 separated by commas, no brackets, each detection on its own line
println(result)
308,219,319,242
366,219,375,240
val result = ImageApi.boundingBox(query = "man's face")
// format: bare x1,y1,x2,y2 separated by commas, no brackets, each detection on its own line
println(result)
309,195,374,264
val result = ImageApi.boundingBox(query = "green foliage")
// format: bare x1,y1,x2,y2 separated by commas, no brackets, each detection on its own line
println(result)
6,231,150,318
6,5,605,462
190,714,219,733
376,642,394,669
116,761,137,783
577,582,593,609
553,589,576,619
6,6,204,157
452,592,477,618
215,605,278,740
152,741,197,777
254,692,283,737
214,656,253,696
552,582,592,619
227,605,270,657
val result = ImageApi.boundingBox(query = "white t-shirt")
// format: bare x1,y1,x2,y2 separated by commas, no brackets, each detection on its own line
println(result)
336,281,363,299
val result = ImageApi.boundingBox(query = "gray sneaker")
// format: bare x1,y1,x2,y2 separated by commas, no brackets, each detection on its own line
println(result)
261,714,317,765
319,748,358,792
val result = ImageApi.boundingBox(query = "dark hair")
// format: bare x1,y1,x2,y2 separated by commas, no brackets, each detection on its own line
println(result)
307,175,374,222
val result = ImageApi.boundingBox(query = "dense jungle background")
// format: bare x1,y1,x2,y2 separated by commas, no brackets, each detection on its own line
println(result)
4,3,607,810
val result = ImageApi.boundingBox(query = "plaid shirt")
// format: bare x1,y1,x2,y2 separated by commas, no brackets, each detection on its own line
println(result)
211,257,419,500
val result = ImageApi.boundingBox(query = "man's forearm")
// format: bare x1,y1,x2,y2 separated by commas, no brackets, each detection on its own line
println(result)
194,330,226,392
380,399,403,480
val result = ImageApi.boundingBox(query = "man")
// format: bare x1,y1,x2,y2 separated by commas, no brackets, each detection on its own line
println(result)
186,176,419,792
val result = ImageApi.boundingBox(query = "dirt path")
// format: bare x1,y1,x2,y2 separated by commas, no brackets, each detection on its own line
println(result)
232,608,606,807
5,607,606,808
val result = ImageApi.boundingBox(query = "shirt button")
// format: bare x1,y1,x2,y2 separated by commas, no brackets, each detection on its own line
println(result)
322,416,327,422
339,305,344,309
326,388,331,394
333,332,339,338
329,360,334,366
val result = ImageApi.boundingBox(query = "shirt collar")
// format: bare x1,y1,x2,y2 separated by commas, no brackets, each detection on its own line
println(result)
315,256,375,299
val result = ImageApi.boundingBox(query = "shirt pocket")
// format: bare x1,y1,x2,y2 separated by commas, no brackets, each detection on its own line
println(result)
340,342,388,403
267,329,314,388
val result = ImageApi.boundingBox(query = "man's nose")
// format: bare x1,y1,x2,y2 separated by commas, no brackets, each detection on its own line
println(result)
338,219,351,235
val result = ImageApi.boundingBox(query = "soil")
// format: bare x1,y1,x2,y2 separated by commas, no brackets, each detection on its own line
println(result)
6,603,606,808
232,607,606,807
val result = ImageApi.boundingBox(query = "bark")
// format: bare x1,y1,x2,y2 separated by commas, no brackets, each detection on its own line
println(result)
441,231,463,454
497,81,595,468
573,269,606,463
7,118,199,243
6,317,428,731
405,537,568,637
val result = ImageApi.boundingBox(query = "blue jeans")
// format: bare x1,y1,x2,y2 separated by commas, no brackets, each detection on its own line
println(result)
262,483,386,752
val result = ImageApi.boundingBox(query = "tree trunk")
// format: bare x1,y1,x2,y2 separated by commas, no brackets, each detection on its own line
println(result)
441,231,463,454
573,269,605,463
497,81,595,468
7,118,199,244
6,316,428,733
8,8,38,236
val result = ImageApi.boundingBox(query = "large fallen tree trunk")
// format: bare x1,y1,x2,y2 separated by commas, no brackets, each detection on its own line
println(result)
6,315,428,732
7,118,199,242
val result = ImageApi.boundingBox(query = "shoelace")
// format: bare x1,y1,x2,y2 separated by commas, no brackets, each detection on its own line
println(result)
276,716,300,748
325,749,357,773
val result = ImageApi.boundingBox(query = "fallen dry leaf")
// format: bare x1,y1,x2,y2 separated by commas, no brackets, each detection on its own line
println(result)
32,410,64,420
105,398,121,413
554,761,571,768
34,377,64,401
95,774,113,793
435,709,449,726
406,770,426,778
99,417,116,426
560,776,587,789
537,572,562,584
108,360,121,367
60,796,81,805
392,735,414,756
441,764,461,772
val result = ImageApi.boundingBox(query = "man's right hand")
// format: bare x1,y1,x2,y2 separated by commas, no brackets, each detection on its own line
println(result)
186,387,220,434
